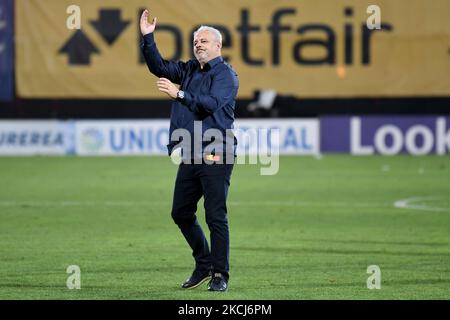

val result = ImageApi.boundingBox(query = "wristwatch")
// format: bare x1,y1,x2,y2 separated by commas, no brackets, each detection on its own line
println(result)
177,90,185,100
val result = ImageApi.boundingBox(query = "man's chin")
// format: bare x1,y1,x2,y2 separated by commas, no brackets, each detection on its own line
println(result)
196,56,208,64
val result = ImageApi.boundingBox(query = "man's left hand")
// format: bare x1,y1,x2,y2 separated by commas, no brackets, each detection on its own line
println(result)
157,78,179,99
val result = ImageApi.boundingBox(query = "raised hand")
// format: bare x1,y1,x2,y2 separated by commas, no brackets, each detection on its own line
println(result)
140,9,157,36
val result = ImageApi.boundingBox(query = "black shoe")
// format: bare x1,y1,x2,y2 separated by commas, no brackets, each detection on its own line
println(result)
207,273,228,292
181,270,212,289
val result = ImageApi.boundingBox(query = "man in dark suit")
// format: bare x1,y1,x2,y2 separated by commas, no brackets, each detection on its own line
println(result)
140,9,239,292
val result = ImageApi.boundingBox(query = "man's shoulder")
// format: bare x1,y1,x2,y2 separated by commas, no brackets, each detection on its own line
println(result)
217,60,238,78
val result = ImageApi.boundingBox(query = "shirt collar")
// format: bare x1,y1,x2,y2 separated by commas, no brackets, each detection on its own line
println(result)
198,56,223,71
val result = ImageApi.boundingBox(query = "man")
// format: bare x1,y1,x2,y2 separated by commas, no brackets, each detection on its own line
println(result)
140,9,239,292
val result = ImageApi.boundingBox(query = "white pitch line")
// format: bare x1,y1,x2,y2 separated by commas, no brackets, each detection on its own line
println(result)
393,197,450,213
1,199,448,213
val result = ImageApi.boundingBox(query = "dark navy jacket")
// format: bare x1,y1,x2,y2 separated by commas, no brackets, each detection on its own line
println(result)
140,33,239,158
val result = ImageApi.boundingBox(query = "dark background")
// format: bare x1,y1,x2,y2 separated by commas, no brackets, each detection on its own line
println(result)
1,96,449,119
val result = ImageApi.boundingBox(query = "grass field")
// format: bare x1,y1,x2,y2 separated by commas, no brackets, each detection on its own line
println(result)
0,155,449,299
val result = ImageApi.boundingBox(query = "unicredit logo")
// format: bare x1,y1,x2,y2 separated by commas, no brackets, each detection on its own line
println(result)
81,128,104,152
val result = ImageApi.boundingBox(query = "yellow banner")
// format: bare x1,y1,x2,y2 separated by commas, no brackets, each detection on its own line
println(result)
16,0,450,98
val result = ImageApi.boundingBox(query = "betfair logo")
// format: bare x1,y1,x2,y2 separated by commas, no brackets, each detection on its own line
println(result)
59,6,391,67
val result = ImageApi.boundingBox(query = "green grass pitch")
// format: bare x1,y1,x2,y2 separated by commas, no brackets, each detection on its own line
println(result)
0,155,449,299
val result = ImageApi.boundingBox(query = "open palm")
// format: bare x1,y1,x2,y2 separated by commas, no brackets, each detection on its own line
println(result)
140,9,157,36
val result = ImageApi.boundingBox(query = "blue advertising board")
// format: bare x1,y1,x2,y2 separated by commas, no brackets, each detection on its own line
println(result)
321,116,450,155
0,0,13,101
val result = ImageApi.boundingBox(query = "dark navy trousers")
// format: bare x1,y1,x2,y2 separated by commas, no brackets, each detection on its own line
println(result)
171,162,234,280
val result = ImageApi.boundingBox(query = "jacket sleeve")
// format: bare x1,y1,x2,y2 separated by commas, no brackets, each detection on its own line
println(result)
180,68,239,114
140,33,186,84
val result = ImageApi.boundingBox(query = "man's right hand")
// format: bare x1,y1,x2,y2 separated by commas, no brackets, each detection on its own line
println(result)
140,9,157,36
